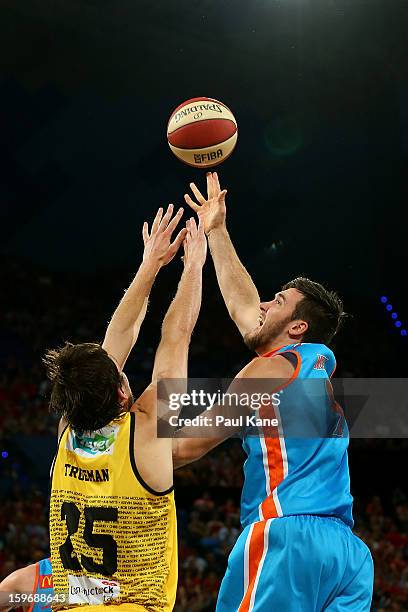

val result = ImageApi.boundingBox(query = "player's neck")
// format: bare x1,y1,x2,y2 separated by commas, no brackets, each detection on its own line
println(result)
257,335,295,356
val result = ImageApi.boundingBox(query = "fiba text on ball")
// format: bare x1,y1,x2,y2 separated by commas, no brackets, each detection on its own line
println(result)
194,149,223,164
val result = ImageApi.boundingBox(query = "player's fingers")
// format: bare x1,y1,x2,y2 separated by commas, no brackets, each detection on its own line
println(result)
206,172,214,200
164,207,184,236
190,183,206,205
219,189,228,202
169,227,187,254
184,193,200,211
213,172,221,193
197,216,205,235
189,217,198,237
142,222,149,245
151,207,164,234
158,203,174,232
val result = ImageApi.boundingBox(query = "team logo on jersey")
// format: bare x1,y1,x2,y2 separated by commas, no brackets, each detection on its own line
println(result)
314,354,328,370
66,424,119,457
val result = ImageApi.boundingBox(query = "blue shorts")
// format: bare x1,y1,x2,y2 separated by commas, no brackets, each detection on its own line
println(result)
216,515,373,612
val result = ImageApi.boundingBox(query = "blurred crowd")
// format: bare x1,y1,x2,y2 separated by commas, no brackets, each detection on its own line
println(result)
1,445,407,611
0,258,407,610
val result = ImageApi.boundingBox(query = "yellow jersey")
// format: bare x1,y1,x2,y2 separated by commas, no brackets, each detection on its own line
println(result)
49,412,177,611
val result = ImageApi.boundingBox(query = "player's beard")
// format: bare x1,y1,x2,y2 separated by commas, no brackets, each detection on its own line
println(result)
244,315,292,353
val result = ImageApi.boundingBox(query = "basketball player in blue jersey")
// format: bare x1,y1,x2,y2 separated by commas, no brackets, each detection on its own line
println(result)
172,173,374,611
0,557,53,611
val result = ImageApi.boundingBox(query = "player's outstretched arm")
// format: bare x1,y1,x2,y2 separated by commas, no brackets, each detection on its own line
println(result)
152,217,206,383
102,204,186,371
131,219,206,492
172,354,294,469
0,563,36,611
185,172,260,337
134,217,206,418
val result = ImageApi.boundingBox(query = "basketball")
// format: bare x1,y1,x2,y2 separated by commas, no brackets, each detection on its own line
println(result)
167,97,238,168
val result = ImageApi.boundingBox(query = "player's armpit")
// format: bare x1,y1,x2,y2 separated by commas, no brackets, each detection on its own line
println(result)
130,383,157,417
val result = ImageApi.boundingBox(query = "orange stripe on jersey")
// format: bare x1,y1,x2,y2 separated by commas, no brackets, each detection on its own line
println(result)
259,350,302,519
27,562,40,612
259,413,284,519
238,521,267,612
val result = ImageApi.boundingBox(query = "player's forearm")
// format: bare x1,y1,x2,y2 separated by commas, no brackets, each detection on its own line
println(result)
152,262,203,380
162,261,203,341
106,260,159,334
102,260,159,368
208,226,260,321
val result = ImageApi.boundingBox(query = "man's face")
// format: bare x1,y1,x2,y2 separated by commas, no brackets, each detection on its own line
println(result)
244,288,305,352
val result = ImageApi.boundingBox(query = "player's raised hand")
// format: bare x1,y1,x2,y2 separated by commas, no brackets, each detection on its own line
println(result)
183,217,207,268
142,204,187,267
184,172,227,235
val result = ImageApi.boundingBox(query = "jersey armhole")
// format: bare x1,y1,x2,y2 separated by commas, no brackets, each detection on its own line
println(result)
271,350,302,391
129,412,174,497
50,423,69,484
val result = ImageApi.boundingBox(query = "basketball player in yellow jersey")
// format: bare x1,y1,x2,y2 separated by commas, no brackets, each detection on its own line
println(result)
44,206,207,612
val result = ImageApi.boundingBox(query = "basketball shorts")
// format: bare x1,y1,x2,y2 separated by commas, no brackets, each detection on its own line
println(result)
216,515,373,612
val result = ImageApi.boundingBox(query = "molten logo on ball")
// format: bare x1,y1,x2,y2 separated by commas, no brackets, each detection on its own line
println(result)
167,96,238,168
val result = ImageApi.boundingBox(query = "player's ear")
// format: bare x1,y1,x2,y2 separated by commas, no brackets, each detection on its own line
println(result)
117,385,127,406
288,319,308,339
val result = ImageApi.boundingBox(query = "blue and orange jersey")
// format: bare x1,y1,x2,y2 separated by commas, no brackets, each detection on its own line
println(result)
240,342,354,528
28,557,53,612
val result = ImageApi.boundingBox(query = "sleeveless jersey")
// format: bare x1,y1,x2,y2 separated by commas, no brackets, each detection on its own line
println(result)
241,343,354,528
28,557,53,612
49,411,177,611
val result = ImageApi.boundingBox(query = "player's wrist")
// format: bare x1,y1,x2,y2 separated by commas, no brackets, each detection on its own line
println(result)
139,257,162,278
207,224,227,239
183,259,204,273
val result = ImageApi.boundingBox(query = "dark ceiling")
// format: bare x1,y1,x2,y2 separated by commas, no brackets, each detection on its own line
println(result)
0,0,407,299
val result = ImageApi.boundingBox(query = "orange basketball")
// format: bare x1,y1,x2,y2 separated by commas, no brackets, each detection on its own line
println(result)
167,97,238,168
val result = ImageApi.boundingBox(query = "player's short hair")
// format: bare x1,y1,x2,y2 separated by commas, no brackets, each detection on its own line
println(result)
282,277,346,345
43,342,122,433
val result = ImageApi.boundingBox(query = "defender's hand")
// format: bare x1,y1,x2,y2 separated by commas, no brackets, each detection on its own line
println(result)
142,204,187,268
183,217,207,268
184,172,227,235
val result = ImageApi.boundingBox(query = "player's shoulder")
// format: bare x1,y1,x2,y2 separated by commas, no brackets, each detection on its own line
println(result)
237,354,295,379
0,562,37,592
292,342,336,375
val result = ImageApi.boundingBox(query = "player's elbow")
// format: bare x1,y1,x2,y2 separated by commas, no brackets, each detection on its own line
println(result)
172,439,199,469
161,323,193,344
